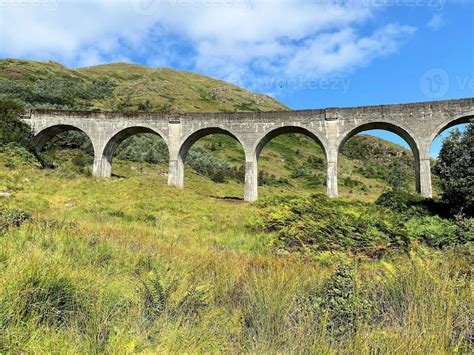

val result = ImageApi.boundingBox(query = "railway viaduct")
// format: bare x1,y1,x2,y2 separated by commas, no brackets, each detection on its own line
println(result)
24,97,474,202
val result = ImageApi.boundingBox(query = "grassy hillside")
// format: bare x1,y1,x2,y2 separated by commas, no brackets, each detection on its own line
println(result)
0,147,471,353
0,59,417,199
0,59,286,112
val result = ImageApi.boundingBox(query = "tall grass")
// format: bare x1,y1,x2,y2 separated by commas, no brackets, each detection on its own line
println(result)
1,220,471,352
0,154,472,353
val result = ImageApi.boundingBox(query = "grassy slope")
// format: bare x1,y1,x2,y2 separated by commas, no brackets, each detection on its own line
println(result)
0,58,416,200
0,58,286,112
0,152,470,353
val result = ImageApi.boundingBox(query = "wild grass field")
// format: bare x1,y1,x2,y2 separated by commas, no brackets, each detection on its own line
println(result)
0,59,471,353
0,147,472,353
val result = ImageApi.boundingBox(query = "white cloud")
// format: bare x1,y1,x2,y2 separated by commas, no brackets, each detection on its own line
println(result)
427,14,445,31
0,0,417,91
284,25,415,78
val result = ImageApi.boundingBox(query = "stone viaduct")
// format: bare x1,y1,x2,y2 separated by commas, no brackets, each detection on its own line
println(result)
24,97,474,202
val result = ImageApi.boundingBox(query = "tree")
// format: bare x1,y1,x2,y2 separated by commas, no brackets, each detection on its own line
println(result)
386,159,410,192
434,124,474,216
0,98,48,166
0,99,32,148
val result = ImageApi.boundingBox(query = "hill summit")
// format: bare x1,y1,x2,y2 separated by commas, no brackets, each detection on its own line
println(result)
0,59,287,112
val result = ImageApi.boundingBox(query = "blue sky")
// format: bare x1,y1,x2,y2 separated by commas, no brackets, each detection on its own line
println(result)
0,0,473,155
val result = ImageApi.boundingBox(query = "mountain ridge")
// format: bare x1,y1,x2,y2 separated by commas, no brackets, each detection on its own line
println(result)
0,58,288,113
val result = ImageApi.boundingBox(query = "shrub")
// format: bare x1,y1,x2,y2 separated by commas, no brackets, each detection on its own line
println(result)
318,263,367,338
405,216,473,248
342,176,368,191
0,207,31,232
376,191,431,216
253,194,407,257
55,150,93,178
3,157,15,169
291,167,307,179
307,155,325,170
48,131,94,156
141,271,169,322
434,124,474,216
187,147,240,183
253,194,472,258
0,99,33,150
258,170,289,186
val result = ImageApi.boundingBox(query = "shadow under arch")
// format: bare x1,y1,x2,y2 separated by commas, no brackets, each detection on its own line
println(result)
33,124,95,153
336,121,421,193
254,126,328,160
102,126,169,165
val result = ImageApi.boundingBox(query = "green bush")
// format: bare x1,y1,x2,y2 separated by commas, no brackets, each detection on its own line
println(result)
342,176,368,191
258,170,289,186
318,263,367,338
291,166,307,179
0,77,116,109
54,150,93,178
253,194,407,257
187,147,241,183
405,216,473,248
434,124,474,216
0,207,31,232
141,271,169,322
253,194,473,257
375,191,431,216
0,99,33,150
307,155,325,170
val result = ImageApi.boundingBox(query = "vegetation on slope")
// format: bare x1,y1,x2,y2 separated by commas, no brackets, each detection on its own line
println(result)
0,147,472,353
0,59,286,112
253,193,472,258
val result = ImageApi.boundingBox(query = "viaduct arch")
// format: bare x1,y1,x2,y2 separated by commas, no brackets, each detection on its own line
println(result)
25,98,474,202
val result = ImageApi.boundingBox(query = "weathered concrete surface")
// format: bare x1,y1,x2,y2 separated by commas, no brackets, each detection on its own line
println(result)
24,98,474,202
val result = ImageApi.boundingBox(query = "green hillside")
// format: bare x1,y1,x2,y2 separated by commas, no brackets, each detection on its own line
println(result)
0,59,286,112
0,59,417,199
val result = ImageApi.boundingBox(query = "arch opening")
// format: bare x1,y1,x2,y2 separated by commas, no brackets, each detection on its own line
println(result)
102,127,168,178
429,114,473,157
429,114,473,198
337,123,419,200
255,127,328,194
34,124,95,175
177,128,246,198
